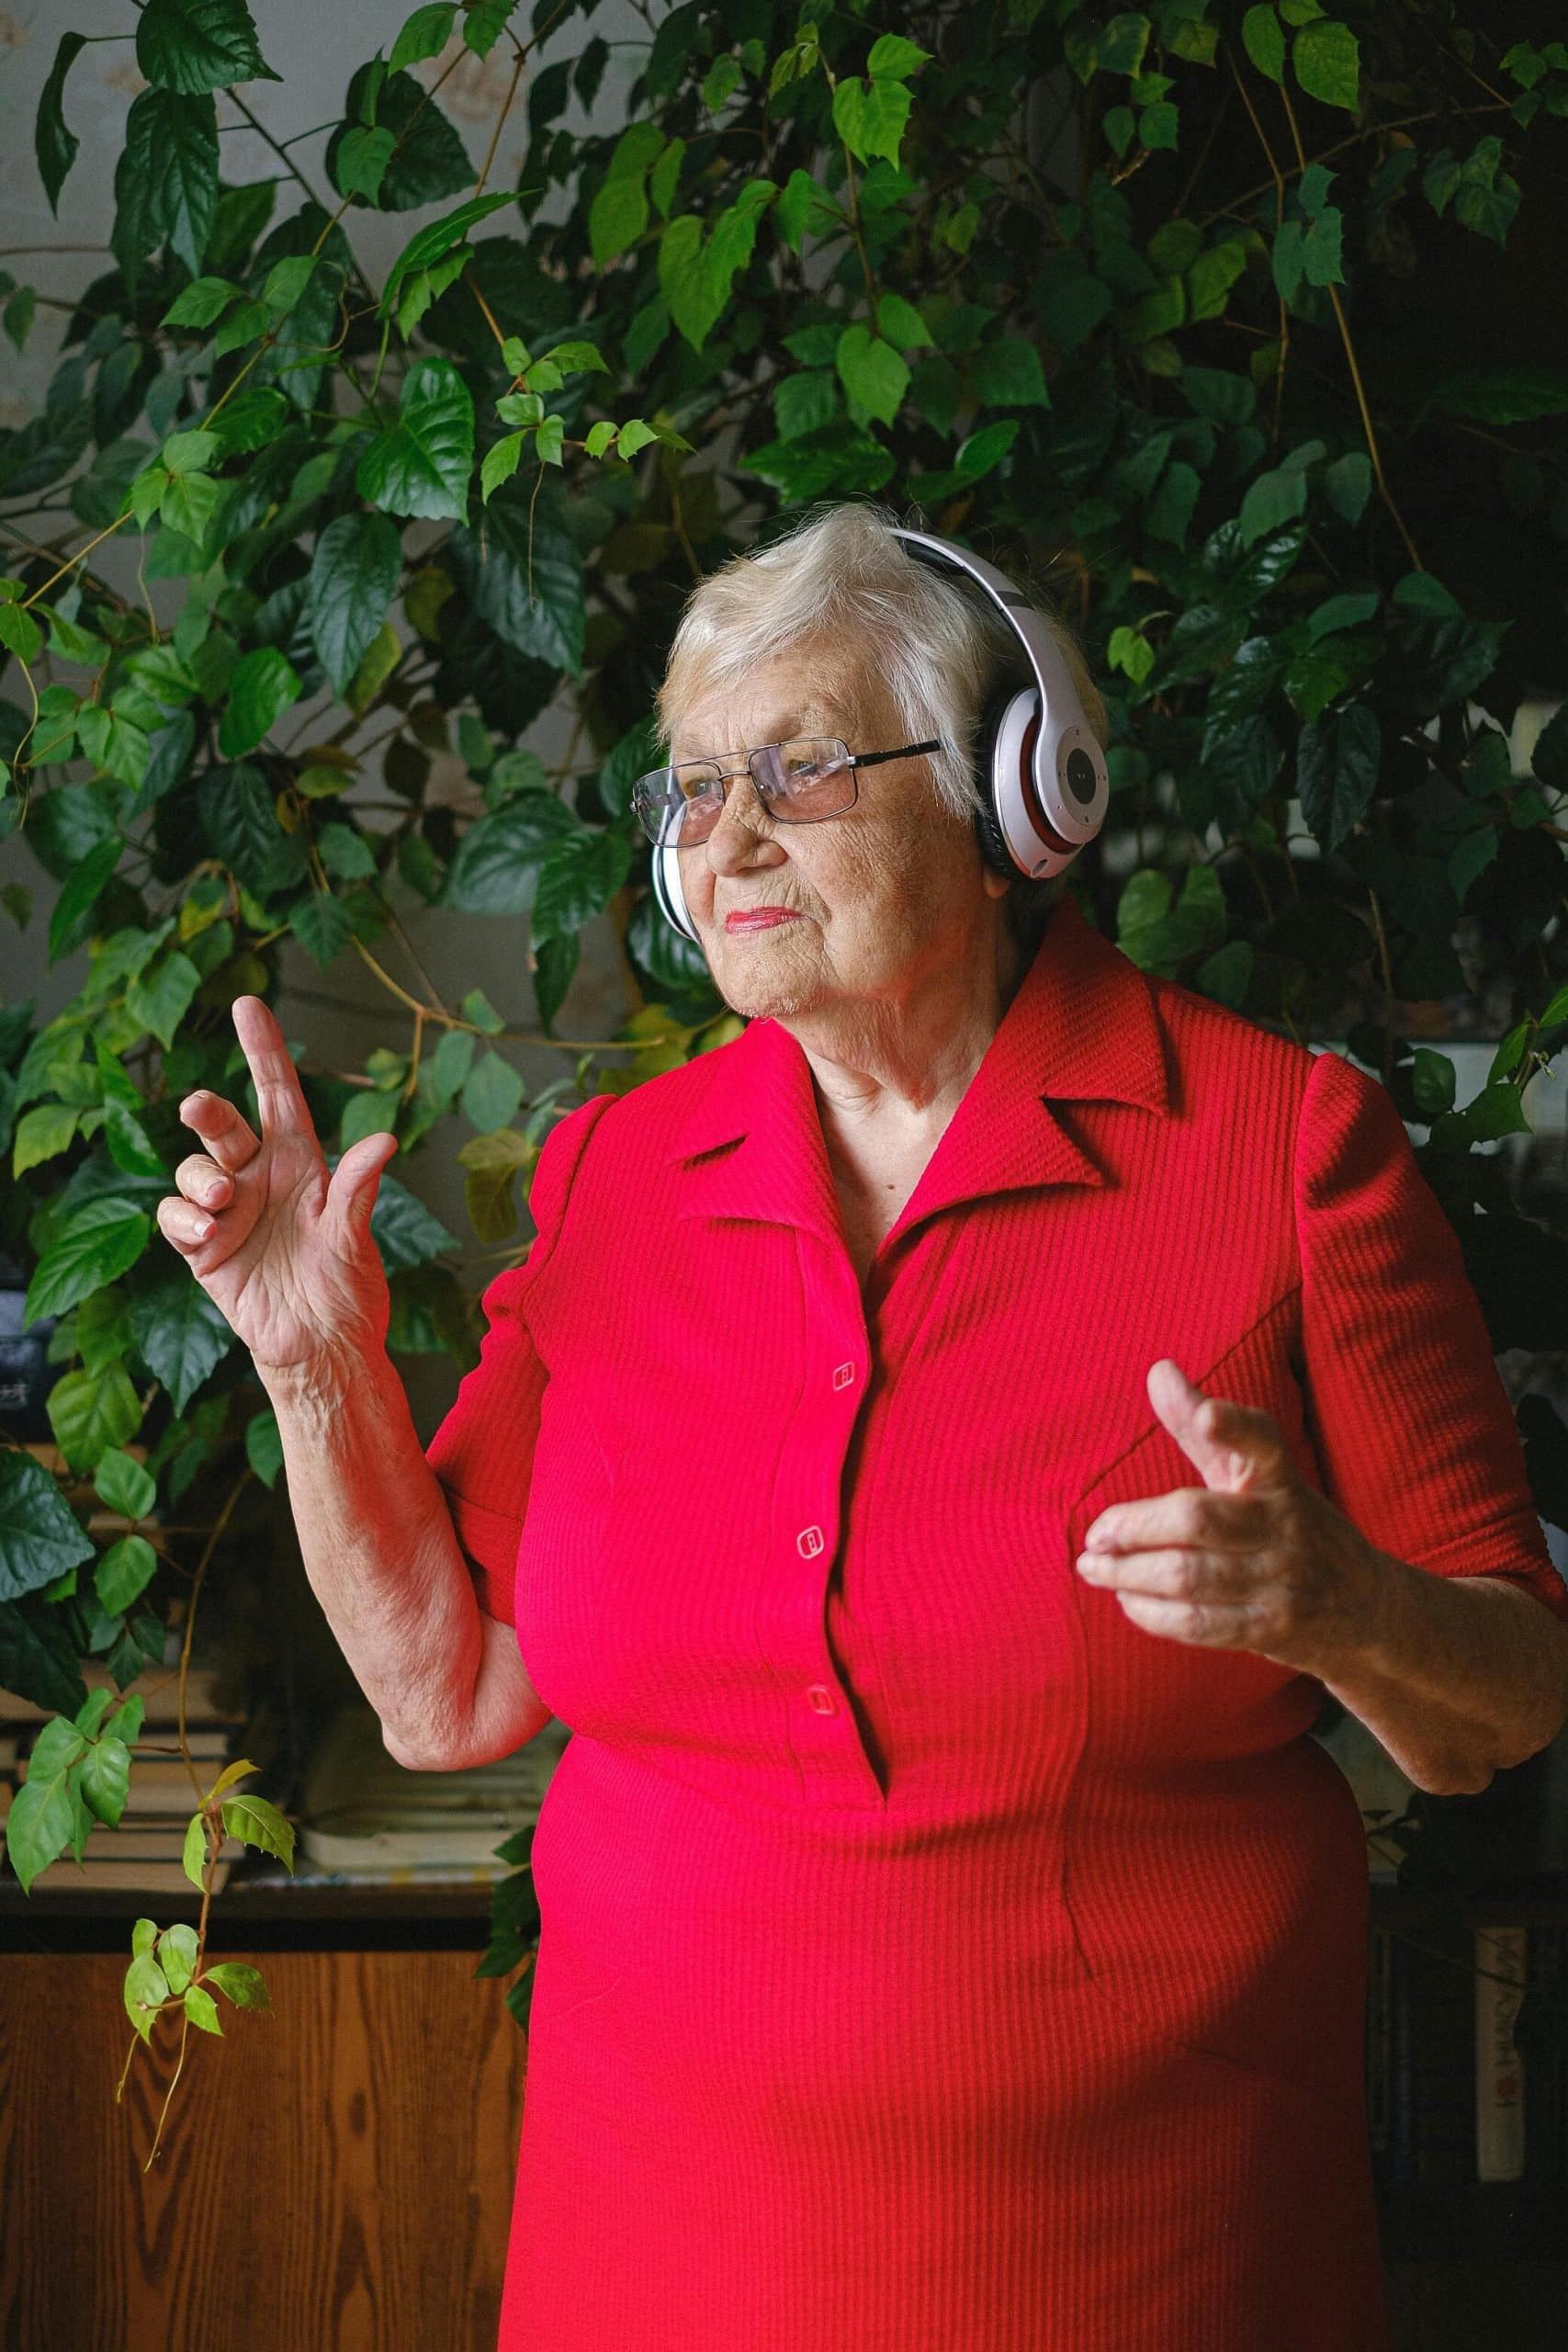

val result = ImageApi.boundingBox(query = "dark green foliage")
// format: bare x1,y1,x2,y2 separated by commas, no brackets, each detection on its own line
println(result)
0,1,1565,1843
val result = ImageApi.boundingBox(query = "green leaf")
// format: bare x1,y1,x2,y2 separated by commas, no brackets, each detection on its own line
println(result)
1391,571,1464,620
463,0,514,58
1292,17,1359,111
970,338,1049,408
307,512,402,695
217,646,300,757
379,191,517,318
831,75,913,168
355,356,475,522
46,1361,142,1473
865,33,932,79
6,1736,82,1893
180,1809,209,1887
457,1128,529,1242
221,1790,296,1867
79,1730,133,1826
0,1452,95,1600
153,1920,199,1994
12,1101,81,1177
1237,464,1307,547
25,1198,152,1324
198,760,288,888
127,1270,230,1416
953,418,1019,481
460,986,505,1035
440,790,578,915
112,89,219,279
205,1959,272,2009
0,1601,87,1718
333,125,395,205
36,32,89,215
1306,589,1380,641
126,948,202,1051
48,834,123,965
183,1984,223,2041
1424,368,1568,424
95,1446,157,1521
589,173,649,267
875,292,931,349
1186,240,1249,322
460,1049,524,1133
76,703,152,789
95,1532,158,1615
449,494,585,674
368,1170,456,1270
135,0,278,95
326,64,469,213
318,822,377,881
1322,450,1371,525
245,1406,283,1487
1241,5,1284,79
389,3,456,74
123,1950,171,2037
1296,701,1381,854
0,602,43,664
834,323,908,426
479,435,526,503
530,826,635,946
162,275,240,328
288,891,354,967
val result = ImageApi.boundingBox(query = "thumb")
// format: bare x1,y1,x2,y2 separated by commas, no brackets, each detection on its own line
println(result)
324,1129,399,1248
1145,1357,1292,1496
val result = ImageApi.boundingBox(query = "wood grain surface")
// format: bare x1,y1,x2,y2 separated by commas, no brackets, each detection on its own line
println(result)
1,1949,527,2352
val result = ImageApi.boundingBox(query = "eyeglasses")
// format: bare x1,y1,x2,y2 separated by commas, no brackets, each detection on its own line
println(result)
629,736,943,848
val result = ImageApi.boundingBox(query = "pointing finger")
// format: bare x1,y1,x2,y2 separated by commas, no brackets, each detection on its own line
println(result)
230,994,320,1149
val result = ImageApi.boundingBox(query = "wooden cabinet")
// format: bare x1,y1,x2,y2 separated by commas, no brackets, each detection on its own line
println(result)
0,1891,525,2352
4,1882,1566,2351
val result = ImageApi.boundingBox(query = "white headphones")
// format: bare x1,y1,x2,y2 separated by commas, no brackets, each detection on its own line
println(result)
647,523,1110,947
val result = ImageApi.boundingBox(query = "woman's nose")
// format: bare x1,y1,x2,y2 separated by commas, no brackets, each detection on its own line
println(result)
705,773,781,862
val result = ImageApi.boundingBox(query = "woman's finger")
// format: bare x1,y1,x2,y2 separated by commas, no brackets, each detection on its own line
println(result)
230,993,321,1150
174,1152,232,1208
156,1194,220,1253
178,1089,261,1174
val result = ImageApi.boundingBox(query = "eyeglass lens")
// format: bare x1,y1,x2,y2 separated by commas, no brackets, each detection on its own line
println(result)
634,739,853,846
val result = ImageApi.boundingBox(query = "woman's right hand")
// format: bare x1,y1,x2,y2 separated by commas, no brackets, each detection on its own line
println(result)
155,994,401,1377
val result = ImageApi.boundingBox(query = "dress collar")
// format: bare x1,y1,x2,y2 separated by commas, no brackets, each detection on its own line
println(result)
664,891,1170,1251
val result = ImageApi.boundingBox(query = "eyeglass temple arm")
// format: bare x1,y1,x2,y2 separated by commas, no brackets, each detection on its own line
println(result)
847,739,943,768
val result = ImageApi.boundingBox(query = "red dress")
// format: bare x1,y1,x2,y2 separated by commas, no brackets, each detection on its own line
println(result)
425,891,1568,2352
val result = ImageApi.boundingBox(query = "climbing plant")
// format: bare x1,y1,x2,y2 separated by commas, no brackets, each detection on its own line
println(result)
2,0,1568,2149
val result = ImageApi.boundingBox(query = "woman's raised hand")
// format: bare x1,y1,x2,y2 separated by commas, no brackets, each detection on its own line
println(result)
156,994,400,1376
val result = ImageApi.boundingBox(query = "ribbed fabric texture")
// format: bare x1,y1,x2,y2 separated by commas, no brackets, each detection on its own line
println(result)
425,892,1568,2352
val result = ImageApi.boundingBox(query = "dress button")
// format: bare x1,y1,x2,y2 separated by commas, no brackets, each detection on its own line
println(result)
831,1363,856,1389
806,1684,838,1715
796,1525,825,1558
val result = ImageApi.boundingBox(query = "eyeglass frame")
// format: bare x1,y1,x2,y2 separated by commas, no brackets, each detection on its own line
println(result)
629,736,946,848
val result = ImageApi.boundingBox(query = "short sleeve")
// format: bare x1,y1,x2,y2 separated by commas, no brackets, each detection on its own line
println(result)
1293,1045,1568,1625
424,1091,615,1623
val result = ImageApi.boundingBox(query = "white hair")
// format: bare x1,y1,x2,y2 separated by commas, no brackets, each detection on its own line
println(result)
653,499,1108,946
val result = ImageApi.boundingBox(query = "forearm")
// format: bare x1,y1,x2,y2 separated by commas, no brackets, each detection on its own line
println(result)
256,1344,505,1768
1311,1550,1568,1794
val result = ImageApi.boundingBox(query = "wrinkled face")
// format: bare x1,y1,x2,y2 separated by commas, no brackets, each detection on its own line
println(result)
666,644,1010,1023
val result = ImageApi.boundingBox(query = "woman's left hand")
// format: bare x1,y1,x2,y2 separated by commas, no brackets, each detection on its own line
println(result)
1073,1358,1384,1674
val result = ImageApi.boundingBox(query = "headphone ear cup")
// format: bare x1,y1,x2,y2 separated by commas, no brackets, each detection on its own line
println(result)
650,838,699,944
970,685,1031,876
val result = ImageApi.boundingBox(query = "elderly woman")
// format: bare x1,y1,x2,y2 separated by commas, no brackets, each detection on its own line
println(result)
159,502,1568,2352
